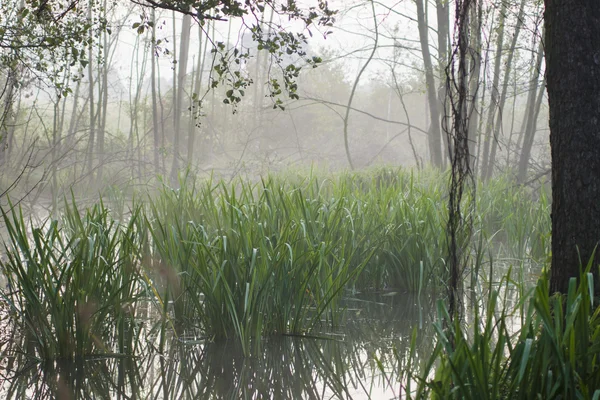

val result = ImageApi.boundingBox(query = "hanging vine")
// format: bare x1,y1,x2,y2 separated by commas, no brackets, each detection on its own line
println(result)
444,0,477,319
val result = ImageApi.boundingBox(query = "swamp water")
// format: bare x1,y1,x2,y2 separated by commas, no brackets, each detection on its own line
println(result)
0,172,548,398
0,292,436,399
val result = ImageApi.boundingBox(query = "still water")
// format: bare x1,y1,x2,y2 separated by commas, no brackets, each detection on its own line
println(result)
0,292,435,399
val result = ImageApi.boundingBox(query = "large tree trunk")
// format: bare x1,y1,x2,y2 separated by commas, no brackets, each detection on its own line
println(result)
545,0,600,294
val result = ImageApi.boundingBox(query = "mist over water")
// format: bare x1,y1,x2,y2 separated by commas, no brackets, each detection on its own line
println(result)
0,0,551,398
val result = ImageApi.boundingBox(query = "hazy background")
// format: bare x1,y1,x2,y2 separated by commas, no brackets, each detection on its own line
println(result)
0,0,547,209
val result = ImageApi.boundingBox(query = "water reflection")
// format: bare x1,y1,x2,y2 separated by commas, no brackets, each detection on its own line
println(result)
0,292,435,399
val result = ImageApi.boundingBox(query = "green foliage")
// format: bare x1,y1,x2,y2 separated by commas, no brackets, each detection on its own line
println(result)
133,1,335,110
0,199,145,360
412,261,600,399
145,175,374,354
476,175,551,261
0,168,551,361
0,0,101,86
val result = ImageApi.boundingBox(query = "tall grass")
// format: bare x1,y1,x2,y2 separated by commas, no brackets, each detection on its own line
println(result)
476,175,551,262
146,176,375,354
0,200,145,361
407,260,600,399
0,167,551,360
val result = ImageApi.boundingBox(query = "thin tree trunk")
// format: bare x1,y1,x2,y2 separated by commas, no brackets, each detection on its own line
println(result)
86,0,96,184
517,39,545,183
96,0,109,184
151,9,161,176
187,24,206,166
0,72,16,167
436,0,450,166
479,2,506,179
484,0,526,181
415,0,443,167
170,14,191,183
467,1,482,170
343,1,377,170
66,70,83,149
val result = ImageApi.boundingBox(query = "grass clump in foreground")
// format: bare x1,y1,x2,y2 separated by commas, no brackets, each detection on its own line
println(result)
0,201,145,361
0,168,550,359
403,260,600,399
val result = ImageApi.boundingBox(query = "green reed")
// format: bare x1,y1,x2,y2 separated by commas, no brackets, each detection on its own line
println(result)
406,259,600,399
0,200,145,361
145,176,374,354
0,167,551,360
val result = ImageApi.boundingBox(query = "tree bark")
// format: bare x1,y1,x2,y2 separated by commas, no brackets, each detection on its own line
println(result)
545,0,600,293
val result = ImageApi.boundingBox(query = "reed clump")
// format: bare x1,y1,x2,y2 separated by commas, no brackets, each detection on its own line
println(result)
0,168,550,359
0,201,145,361
406,260,600,399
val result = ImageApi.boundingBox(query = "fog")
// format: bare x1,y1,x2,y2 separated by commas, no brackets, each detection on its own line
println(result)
0,0,547,208
0,2,559,397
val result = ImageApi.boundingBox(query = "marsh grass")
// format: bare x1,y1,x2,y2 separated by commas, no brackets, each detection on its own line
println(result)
404,259,600,399
0,168,551,361
146,176,375,354
0,200,145,361
476,176,550,262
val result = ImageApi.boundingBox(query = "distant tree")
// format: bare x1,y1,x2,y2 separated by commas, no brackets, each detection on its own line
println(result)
544,0,600,293
0,0,336,192
0,0,93,156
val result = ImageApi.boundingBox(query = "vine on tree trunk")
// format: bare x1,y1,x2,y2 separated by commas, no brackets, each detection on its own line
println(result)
444,0,477,320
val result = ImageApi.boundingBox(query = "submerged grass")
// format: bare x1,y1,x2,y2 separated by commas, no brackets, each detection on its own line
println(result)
0,167,551,360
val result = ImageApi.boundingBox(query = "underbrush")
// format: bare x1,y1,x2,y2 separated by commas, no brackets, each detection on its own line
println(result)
393,261,600,399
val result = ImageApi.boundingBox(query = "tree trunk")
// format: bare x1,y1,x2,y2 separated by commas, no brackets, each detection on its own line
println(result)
66,70,83,149
151,9,161,176
170,13,191,184
86,0,96,184
415,0,442,167
0,71,17,167
517,39,545,183
479,2,506,179
187,24,206,167
467,1,482,171
436,0,450,167
545,0,600,293
96,0,109,184
484,0,526,181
